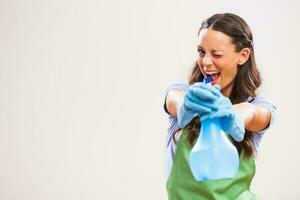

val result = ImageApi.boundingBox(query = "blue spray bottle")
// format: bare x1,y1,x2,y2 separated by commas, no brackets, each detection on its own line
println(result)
189,76,239,181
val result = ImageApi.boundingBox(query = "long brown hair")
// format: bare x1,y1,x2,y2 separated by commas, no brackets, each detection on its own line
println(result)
176,13,261,159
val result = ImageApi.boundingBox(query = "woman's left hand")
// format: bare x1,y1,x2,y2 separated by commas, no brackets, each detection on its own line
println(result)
197,85,246,142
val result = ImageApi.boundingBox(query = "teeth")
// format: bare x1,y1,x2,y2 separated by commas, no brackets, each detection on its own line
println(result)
206,71,219,75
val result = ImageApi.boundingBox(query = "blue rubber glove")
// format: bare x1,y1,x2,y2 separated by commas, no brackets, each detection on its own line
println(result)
200,86,245,142
177,83,220,128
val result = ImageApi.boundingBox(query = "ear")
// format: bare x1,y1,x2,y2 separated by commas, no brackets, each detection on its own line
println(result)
238,48,251,65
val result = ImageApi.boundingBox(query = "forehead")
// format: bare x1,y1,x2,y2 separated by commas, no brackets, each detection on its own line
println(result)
197,28,234,51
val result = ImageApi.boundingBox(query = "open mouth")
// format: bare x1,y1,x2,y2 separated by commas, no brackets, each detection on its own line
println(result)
205,71,220,84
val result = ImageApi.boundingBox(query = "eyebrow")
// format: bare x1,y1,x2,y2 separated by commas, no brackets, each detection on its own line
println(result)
197,45,224,53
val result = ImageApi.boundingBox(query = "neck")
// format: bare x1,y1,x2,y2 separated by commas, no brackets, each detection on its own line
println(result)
221,80,234,97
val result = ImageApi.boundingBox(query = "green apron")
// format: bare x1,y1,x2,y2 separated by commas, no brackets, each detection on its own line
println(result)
166,129,257,200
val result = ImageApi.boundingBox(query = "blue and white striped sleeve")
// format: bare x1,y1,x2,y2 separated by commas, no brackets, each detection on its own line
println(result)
162,82,189,146
249,97,277,150
163,82,189,115
251,96,277,132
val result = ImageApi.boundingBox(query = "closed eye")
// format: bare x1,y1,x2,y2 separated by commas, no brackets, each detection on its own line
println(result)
212,54,222,58
197,48,223,58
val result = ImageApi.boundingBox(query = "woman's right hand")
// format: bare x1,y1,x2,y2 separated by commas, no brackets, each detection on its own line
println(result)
177,82,220,128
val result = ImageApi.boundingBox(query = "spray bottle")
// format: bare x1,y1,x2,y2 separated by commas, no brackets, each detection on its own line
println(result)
188,76,239,181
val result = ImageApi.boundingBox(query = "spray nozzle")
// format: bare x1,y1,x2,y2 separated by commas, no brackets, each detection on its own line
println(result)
204,75,212,84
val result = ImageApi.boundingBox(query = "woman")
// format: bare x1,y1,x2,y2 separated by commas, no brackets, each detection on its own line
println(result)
163,13,276,199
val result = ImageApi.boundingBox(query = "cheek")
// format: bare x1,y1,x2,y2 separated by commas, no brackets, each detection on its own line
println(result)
197,58,205,72
213,60,227,71
216,58,238,73
197,57,202,66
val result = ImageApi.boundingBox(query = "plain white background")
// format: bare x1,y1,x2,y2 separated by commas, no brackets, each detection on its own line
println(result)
0,0,299,199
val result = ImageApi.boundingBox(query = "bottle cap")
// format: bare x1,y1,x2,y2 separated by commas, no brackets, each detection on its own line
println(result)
204,76,212,84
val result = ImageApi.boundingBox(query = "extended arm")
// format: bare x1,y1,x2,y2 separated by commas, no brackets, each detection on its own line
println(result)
165,89,271,132
233,102,271,132
165,89,185,117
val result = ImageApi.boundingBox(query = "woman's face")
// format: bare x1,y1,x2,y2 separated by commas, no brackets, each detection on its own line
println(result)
197,28,243,97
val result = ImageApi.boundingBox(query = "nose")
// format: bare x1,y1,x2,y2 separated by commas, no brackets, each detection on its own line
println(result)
202,54,213,66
